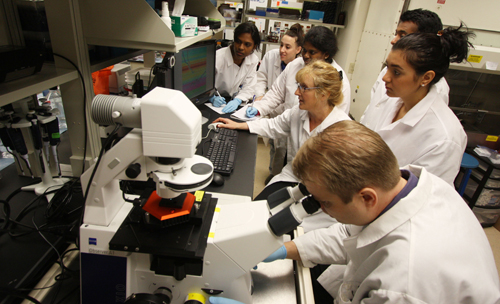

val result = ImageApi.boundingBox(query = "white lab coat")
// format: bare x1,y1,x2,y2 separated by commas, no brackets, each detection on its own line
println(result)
247,105,351,231
215,46,259,102
371,66,450,105
254,49,283,98
253,57,351,117
247,105,350,184
293,166,500,303
360,85,466,185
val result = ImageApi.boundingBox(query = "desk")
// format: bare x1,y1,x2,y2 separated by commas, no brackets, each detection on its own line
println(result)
198,104,258,197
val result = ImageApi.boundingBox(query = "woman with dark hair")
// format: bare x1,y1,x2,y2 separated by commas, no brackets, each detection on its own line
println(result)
360,23,474,185
247,26,351,119
254,23,305,184
210,22,261,113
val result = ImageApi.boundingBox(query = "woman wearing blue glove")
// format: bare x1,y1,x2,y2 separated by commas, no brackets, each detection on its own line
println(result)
212,22,261,113
246,26,351,119
213,61,350,231
208,296,244,304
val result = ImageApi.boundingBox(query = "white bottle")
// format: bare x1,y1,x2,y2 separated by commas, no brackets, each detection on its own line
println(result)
47,87,67,132
161,1,172,29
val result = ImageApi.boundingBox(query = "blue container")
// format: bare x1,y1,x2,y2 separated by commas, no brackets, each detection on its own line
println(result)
307,10,324,21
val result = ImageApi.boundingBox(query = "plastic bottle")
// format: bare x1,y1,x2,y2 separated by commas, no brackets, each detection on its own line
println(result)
161,1,172,29
47,87,67,132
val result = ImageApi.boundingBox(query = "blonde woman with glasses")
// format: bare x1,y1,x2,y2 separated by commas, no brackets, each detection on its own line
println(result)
213,60,351,231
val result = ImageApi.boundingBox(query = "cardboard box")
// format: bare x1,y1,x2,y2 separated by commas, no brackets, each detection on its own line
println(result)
171,15,198,37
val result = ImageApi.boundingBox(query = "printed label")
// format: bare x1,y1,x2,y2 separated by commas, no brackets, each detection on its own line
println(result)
468,55,483,63
194,191,204,202
486,135,499,142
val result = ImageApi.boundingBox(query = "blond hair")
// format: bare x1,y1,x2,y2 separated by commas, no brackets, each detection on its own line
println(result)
292,120,401,204
295,60,343,108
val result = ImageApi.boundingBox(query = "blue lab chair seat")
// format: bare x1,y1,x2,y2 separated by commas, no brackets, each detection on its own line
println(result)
457,152,479,196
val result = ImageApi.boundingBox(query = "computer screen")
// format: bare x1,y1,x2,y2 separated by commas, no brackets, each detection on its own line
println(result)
173,40,216,103
149,39,216,106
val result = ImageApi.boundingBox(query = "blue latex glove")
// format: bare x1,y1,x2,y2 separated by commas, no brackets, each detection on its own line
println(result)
222,98,242,113
209,296,244,304
246,106,258,118
209,95,226,107
263,245,287,263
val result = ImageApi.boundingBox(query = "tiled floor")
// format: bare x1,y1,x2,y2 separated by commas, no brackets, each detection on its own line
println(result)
253,137,270,199
253,138,500,275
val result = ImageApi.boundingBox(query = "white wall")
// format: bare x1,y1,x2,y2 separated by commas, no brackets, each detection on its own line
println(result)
408,0,500,33
335,0,370,81
348,0,405,120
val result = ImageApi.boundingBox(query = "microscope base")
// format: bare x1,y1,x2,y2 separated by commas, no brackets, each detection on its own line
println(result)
21,177,70,202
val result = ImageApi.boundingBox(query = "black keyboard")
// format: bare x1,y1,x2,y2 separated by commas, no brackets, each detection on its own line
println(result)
204,128,238,175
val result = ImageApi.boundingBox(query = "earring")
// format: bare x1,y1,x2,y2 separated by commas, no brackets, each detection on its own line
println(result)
421,84,425,87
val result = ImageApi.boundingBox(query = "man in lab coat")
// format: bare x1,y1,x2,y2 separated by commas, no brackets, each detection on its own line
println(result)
264,120,500,304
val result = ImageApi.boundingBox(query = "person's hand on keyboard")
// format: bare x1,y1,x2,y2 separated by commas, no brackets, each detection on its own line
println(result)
212,118,249,130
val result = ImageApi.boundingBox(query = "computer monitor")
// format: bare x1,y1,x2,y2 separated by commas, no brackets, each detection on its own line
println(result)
151,39,216,107
173,39,216,105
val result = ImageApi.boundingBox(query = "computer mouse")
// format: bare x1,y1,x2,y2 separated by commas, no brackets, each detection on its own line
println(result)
211,172,225,187
208,122,223,132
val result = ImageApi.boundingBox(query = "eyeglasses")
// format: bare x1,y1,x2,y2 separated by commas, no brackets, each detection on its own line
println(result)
297,82,320,92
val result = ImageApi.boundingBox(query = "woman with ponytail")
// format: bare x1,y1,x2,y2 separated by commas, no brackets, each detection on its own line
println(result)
254,23,305,99
360,23,474,185
254,23,304,184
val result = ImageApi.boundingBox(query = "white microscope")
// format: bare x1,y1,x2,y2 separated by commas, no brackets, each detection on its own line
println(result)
79,87,319,304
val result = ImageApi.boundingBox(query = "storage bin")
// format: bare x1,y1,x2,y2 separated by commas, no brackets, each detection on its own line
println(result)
476,189,500,207
266,8,279,17
306,10,324,21
471,170,500,188
473,206,500,227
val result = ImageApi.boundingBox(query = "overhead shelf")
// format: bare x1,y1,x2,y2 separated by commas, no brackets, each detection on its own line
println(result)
0,63,78,107
79,0,226,53
245,13,345,28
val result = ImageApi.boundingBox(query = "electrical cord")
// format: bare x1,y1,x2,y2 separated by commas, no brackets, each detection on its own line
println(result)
0,174,81,303
79,123,122,241
0,288,42,304
52,53,88,176
202,128,213,140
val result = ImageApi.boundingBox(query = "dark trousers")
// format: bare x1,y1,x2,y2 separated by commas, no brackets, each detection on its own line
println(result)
310,264,335,303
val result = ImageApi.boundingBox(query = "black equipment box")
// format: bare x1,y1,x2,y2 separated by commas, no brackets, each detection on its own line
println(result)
0,46,44,83
301,1,338,24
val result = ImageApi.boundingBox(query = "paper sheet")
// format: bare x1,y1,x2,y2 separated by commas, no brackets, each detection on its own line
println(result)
172,0,186,16
204,102,226,114
231,105,260,121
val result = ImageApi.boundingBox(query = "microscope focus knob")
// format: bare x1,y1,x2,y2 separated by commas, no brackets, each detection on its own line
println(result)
126,163,141,179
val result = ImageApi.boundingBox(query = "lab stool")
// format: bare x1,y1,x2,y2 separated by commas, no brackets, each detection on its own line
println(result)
457,152,479,196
